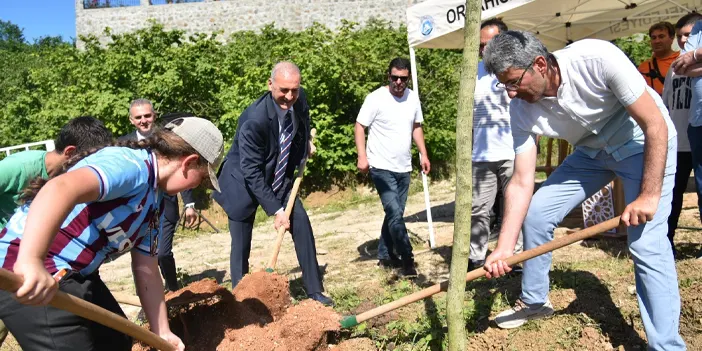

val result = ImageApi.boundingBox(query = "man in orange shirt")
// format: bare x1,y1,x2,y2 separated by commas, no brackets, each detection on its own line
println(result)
639,21,679,96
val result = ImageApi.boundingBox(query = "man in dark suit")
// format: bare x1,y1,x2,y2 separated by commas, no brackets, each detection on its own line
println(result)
213,61,332,306
119,99,197,292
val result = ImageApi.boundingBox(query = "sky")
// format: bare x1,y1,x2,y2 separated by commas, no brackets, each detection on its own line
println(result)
0,0,76,43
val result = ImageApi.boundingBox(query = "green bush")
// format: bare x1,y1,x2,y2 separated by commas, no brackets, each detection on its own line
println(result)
0,19,651,206
0,20,462,197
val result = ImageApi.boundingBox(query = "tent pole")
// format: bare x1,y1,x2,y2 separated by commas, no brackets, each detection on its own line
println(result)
410,46,436,249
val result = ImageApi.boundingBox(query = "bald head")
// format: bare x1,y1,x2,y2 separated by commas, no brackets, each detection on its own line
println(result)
270,61,301,82
268,61,301,110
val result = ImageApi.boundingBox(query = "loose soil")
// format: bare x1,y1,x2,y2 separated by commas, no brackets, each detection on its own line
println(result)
329,337,377,351
95,180,702,350
132,272,340,351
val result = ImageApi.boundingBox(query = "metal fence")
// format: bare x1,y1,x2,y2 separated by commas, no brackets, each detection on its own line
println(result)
83,0,141,9
0,140,55,161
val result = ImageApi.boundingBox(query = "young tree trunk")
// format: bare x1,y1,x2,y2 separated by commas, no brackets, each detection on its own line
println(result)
446,1,481,350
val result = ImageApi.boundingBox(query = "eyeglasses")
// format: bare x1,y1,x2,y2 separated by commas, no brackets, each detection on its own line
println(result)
496,60,535,91
132,113,154,121
390,75,410,83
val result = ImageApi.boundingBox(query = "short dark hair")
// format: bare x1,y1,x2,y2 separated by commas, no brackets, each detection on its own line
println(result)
54,116,113,154
388,57,411,75
481,18,508,32
649,21,675,37
675,12,702,30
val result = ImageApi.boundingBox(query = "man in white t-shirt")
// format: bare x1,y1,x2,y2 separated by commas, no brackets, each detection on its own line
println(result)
469,18,523,272
354,57,431,278
481,31,684,350
662,13,702,258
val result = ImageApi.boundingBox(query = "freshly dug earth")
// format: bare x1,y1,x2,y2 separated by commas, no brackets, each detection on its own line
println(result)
132,272,340,351
329,337,378,351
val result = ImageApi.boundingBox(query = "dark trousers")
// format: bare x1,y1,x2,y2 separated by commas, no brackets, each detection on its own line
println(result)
668,151,693,256
228,197,323,294
370,168,413,262
0,271,132,351
159,194,180,292
689,125,702,220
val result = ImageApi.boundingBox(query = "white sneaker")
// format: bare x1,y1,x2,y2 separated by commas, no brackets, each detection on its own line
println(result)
494,298,554,329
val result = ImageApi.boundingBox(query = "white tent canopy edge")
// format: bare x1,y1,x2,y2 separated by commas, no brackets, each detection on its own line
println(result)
405,0,702,247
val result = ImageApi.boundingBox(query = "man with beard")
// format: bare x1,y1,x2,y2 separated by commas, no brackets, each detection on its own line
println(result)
354,57,430,278
482,31,684,350
469,18,523,272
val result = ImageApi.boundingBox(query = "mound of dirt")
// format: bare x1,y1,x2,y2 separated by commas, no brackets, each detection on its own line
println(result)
330,337,377,351
132,272,340,351
232,271,291,320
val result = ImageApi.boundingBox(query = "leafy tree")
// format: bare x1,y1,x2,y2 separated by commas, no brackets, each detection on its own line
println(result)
0,19,26,52
0,21,462,196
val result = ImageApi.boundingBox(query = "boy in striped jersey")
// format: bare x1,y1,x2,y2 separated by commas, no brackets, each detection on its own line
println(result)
0,117,223,351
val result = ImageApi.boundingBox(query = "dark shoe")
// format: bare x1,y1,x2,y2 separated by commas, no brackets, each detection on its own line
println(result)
308,292,334,307
509,264,523,275
398,260,418,278
378,258,402,269
468,259,485,272
158,255,179,292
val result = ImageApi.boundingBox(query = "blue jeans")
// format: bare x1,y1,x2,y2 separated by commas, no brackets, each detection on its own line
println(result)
370,168,413,262
521,140,684,350
687,125,702,220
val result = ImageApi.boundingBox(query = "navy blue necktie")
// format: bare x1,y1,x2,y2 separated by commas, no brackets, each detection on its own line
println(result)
272,111,293,192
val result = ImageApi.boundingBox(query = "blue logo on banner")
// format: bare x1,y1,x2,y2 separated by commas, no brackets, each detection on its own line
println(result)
420,16,434,37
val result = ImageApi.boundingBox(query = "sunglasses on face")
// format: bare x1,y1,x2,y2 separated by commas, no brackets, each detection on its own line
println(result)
390,75,410,83
132,113,154,121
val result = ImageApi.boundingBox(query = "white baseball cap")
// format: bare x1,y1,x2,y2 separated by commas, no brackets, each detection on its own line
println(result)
164,117,224,192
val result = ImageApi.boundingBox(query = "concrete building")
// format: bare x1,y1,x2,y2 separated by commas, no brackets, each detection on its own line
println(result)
75,0,423,47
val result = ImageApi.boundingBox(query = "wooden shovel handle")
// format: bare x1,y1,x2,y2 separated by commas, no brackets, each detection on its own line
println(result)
0,268,176,351
113,291,142,307
343,217,621,327
266,128,317,271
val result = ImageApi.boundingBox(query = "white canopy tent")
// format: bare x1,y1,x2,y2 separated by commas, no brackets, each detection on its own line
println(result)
406,0,702,246
408,0,702,51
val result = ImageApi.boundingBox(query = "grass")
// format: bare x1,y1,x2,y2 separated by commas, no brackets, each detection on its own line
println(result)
329,287,363,313
314,189,377,214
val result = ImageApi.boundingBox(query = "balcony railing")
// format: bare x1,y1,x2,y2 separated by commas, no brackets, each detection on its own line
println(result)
83,0,205,9
150,0,204,5
83,0,140,9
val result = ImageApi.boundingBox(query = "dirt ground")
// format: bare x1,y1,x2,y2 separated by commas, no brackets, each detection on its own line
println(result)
110,180,702,350
132,273,340,351
3,179,702,350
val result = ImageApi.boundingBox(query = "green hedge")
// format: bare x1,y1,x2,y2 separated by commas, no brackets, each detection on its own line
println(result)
0,19,462,193
0,20,651,198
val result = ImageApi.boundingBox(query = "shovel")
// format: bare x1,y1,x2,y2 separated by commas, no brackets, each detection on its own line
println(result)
340,216,622,328
0,268,176,351
265,128,317,272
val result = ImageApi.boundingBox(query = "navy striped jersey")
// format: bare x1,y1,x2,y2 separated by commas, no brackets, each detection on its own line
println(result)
0,147,164,276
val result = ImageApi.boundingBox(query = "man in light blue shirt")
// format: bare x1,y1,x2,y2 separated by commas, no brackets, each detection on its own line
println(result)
482,30,683,350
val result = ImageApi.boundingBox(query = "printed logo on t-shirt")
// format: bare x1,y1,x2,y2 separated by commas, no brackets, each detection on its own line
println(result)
672,76,692,110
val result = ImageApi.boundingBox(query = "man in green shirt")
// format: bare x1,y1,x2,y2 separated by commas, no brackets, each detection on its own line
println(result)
0,115,112,345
